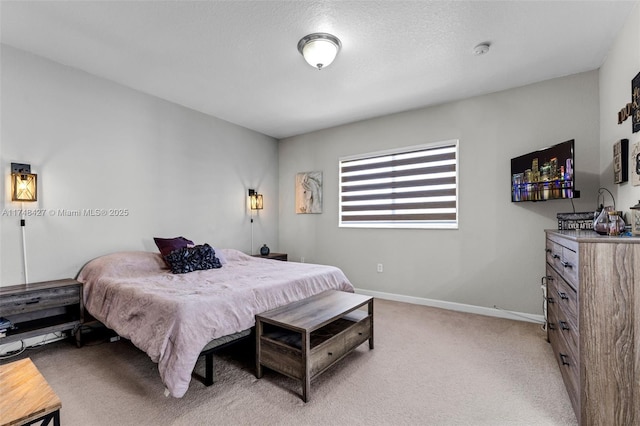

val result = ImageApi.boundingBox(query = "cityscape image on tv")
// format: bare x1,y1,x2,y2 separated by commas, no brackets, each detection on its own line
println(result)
511,140,575,202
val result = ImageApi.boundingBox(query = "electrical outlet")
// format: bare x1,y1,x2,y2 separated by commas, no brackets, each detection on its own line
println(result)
377,263,383,273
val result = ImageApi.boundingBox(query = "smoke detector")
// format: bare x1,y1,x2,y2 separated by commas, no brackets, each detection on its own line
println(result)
473,43,491,56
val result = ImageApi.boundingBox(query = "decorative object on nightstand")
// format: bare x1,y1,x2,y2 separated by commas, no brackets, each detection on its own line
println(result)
260,244,270,256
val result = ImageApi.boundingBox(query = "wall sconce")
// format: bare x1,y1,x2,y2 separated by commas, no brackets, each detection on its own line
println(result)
248,189,263,210
11,163,38,202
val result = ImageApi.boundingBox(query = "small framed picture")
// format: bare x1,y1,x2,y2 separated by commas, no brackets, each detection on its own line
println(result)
613,139,628,184
632,140,640,186
632,71,640,133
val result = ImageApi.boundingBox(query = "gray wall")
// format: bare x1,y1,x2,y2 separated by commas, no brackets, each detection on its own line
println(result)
279,71,600,316
0,45,279,286
599,4,640,214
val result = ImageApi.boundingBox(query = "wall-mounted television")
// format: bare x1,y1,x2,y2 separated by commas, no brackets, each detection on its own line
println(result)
511,139,580,202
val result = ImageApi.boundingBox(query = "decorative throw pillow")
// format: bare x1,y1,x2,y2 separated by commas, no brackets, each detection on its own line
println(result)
212,248,227,265
154,236,194,257
163,243,222,274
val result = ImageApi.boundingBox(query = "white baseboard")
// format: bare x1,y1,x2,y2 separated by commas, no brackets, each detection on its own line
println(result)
354,288,545,324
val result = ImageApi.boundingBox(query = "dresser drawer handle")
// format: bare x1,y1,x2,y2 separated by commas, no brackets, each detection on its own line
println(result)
559,353,570,366
557,291,568,300
559,321,570,331
561,261,573,269
25,298,41,305
552,254,561,259
327,352,333,356
547,322,556,331
545,248,552,253
358,332,363,336
546,297,555,304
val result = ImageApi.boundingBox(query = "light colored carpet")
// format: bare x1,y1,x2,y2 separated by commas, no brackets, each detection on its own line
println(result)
6,299,577,425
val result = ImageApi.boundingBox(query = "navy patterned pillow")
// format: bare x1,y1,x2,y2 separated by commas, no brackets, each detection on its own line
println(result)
163,243,222,274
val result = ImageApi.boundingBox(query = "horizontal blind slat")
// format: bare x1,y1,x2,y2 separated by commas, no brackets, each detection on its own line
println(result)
341,213,457,222
341,176,456,193
341,151,456,173
342,201,456,212
341,164,456,183
342,188,456,202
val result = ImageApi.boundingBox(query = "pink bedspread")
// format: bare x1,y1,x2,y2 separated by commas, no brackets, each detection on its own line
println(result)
77,249,354,397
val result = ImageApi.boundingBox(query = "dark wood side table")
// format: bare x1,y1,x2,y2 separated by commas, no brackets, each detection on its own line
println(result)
0,358,61,426
256,290,373,402
0,279,83,348
252,253,288,261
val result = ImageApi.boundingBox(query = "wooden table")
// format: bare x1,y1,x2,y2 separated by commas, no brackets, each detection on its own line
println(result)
251,253,288,261
256,290,374,402
0,358,61,426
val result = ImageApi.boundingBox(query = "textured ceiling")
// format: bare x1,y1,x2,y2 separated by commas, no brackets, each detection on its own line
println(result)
1,1,637,139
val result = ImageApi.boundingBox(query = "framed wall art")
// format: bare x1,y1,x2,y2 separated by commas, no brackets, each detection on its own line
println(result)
295,171,323,214
613,138,628,184
633,71,640,133
632,140,640,186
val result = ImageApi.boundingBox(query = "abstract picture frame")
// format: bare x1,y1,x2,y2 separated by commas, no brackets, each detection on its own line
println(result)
295,171,323,214
613,138,628,184
632,140,640,186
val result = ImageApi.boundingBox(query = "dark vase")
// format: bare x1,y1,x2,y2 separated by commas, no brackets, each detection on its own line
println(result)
260,244,270,256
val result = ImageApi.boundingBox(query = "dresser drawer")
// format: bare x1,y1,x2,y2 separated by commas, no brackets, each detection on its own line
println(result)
560,246,579,289
0,285,80,316
546,239,563,271
547,268,578,329
547,308,580,415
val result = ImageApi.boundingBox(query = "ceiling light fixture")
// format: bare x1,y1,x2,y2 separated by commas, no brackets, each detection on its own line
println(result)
297,33,341,70
473,43,491,56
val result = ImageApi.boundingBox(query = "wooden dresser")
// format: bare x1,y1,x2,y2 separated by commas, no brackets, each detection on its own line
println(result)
544,230,639,425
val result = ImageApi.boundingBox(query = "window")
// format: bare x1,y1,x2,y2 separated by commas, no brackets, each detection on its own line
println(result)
339,140,458,229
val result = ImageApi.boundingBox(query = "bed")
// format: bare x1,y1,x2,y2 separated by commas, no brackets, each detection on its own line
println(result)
77,248,354,398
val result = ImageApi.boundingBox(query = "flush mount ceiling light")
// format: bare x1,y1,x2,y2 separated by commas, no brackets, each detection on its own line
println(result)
473,43,491,56
297,33,342,70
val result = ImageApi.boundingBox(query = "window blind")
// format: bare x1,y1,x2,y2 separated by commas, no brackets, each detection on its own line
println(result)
339,140,458,229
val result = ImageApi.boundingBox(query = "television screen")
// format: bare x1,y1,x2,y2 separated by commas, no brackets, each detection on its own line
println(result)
511,139,577,202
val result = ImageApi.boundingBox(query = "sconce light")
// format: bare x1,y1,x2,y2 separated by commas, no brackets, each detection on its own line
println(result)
248,189,263,210
11,163,38,202
297,33,342,70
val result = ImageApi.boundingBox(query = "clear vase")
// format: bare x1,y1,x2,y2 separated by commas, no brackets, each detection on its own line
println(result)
593,206,613,235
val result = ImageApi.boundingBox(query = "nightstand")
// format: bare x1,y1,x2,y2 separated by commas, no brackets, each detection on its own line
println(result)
0,278,83,348
252,253,288,261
